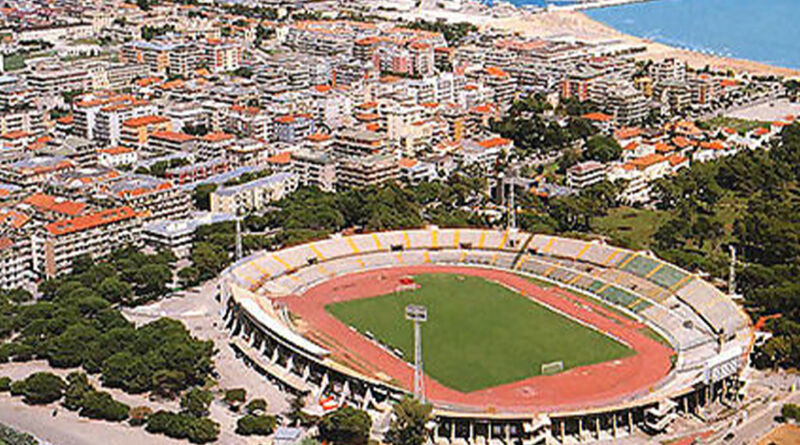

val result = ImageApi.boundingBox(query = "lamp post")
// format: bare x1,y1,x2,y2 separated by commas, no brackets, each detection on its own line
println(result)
406,304,427,403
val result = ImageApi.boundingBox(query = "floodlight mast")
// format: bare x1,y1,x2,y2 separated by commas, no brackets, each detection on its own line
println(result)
406,304,427,403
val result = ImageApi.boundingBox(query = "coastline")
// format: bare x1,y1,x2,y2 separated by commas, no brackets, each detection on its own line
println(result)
484,10,800,78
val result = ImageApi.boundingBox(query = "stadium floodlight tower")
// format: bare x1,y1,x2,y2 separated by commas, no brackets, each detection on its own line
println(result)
405,304,427,403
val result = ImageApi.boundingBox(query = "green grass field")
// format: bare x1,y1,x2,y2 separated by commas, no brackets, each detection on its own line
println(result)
326,274,634,393
592,206,666,250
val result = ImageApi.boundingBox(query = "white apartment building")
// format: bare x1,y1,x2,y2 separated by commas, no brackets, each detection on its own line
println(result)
291,148,336,192
336,153,399,190
35,206,142,278
0,237,32,289
567,161,607,189
210,172,298,215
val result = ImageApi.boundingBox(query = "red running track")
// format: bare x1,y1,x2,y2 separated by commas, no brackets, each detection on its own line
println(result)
281,265,674,413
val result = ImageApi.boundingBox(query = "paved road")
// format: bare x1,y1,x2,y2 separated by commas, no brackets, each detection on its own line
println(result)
724,390,800,445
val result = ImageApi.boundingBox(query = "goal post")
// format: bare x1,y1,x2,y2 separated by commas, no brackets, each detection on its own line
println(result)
541,360,564,376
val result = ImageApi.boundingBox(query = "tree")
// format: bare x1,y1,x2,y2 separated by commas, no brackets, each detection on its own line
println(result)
245,398,267,415
79,390,130,421
583,135,622,163
286,391,307,426
129,406,152,427
20,372,64,405
192,242,229,281
62,372,93,411
3,289,31,303
318,406,372,445
224,388,246,411
385,397,433,445
782,403,800,421
146,411,220,444
235,414,277,436
151,369,187,400
70,254,94,275
178,267,201,289
192,184,217,211
134,264,171,298
185,416,220,444
61,89,84,105
97,277,133,304
9,380,26,396
47,323,101,368
181,388,213,418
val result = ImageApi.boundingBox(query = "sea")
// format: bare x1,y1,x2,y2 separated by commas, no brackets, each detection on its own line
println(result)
507,0,800,70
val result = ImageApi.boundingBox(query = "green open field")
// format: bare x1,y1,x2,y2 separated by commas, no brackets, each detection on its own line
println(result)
592,206,666,250
326,274,634,393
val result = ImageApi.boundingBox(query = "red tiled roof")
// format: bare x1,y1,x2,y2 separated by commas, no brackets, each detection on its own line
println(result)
151,131,195,143
230,105,261,115
274,113,312,124
379,75,402,83
2,130,31,140
699,140,725,150
654,142,674,153
477,137,511,148
0,210,29,229
98,146,135,155
307,133,331,142
628,153,667,169
23,193,86,216
672,136,696,148
398,157,418,168
485,66,509,78
267,151,292,165
470,104,494,114
582,112,614,122
355,113,380,121
136,77,162,87
614,127,641,140
45,206,137,236
201,132,234,142
623,141,639,151
123,115,169,128
668,154,688,166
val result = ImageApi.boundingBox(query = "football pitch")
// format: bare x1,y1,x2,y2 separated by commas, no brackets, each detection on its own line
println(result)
325,274,634,393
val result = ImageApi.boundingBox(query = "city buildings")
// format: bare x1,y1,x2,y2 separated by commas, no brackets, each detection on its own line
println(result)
36,206,142,278
210,172,298,214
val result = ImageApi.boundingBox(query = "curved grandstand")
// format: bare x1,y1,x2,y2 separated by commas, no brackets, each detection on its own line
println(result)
220,228,752,444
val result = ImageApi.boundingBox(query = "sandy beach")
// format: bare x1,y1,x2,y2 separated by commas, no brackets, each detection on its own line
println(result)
484,10,800,78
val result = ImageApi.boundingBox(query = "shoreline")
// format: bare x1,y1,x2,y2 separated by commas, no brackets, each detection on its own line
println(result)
483,9,800,78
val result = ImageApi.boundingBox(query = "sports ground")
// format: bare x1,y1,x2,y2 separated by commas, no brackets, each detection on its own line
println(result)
281,265,674,412
326,274,634,393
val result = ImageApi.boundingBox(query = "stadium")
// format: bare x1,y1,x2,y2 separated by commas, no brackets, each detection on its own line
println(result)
219,228,752,444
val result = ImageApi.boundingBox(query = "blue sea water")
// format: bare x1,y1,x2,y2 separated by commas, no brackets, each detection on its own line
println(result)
581,0,800,70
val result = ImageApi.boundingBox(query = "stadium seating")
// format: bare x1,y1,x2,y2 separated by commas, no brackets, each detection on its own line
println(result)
231,228,748,361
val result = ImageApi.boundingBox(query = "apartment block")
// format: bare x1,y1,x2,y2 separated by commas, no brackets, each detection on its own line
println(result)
37,206,142,278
